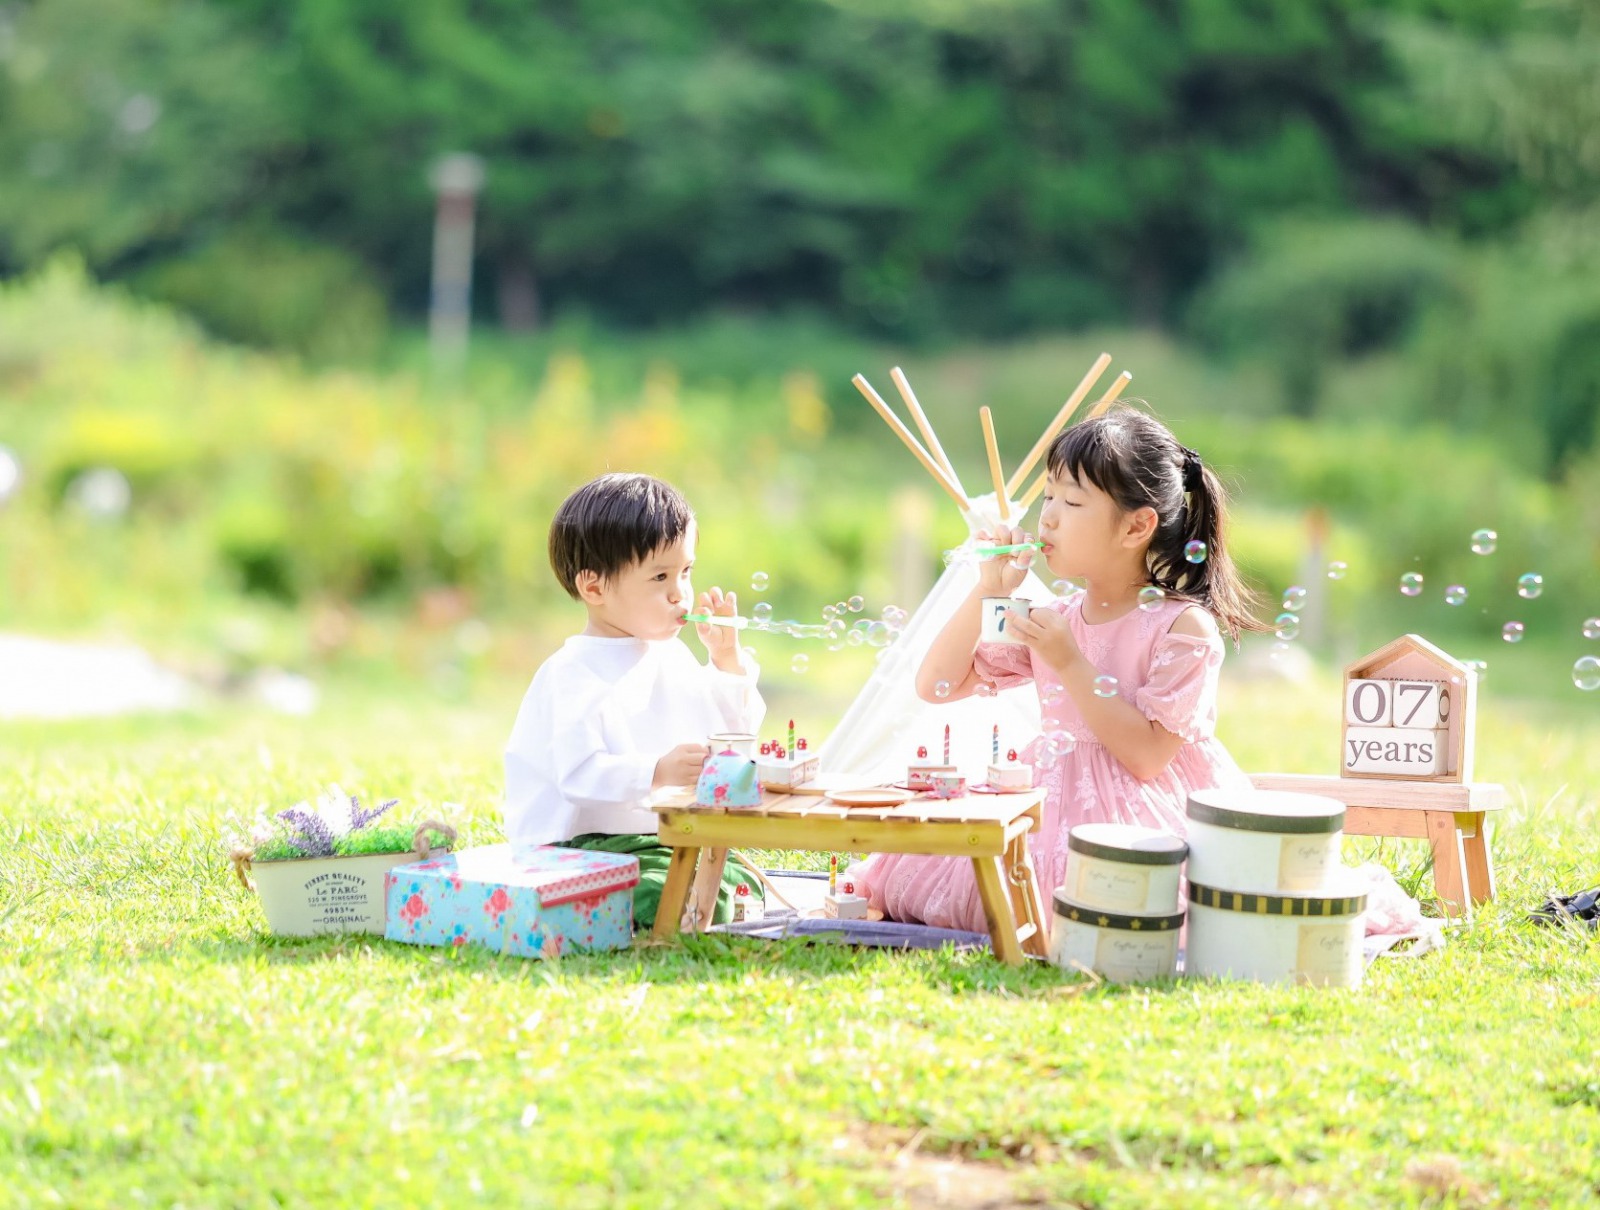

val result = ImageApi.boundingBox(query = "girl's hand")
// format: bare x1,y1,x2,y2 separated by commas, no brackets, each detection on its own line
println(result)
695,588,744,672
1004,605,1082,677
975,526,1035,596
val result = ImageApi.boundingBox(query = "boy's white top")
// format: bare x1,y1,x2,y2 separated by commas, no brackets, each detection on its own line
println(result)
504,635,765,845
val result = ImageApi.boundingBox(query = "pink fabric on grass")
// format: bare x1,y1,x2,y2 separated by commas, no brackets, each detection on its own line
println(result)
856,595,1251,932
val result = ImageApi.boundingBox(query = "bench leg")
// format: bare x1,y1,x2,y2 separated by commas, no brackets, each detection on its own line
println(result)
1459,812,1496,905
652,846,701,941
1424,811,1470,918
972,855,1026,966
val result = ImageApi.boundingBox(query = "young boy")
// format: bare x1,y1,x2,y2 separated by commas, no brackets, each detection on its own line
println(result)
504,472,765,928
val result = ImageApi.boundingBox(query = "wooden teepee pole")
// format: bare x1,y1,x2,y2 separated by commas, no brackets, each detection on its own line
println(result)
1016,371,1133,513
979,406,1010,524
852,374,970,511
890,367,965,498
1004,352,1112,498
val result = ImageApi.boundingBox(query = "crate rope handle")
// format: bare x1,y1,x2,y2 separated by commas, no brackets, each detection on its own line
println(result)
230,846,257,893
411,819,457,860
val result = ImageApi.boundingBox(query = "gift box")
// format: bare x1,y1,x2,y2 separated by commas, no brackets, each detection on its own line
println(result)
384,844,639,959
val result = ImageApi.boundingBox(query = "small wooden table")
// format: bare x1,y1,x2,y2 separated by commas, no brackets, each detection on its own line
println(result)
1249,773,1505,917
650,787,1050,965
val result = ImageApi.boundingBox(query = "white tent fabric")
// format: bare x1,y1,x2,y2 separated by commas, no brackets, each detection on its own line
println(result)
818,492,1052,785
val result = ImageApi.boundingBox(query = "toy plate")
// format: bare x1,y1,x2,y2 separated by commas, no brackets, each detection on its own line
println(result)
825,788,917,809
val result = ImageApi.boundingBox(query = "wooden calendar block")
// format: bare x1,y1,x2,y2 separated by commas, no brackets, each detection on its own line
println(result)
1342,726,1448,776
1345,679,1451,730
1345,679,1392,727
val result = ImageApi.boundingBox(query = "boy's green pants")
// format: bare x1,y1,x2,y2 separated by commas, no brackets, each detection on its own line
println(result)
560,833,754,930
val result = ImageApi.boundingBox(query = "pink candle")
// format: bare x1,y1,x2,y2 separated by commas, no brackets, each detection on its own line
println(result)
992,724,999,764
943,723,950,766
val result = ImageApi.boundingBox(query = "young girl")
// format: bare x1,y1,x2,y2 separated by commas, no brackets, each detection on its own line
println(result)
859,408,1262,932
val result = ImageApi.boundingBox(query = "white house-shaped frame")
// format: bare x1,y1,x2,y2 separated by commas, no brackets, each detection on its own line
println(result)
1341,634,1477,784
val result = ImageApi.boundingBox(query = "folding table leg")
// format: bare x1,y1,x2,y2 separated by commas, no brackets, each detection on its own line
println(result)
971,855,1025,966
652,845,701,940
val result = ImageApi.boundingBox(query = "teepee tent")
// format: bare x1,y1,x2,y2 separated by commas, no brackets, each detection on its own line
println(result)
818,355,1132,785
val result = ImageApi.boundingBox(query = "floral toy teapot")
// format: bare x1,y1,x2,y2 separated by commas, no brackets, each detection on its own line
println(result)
696,748,762,808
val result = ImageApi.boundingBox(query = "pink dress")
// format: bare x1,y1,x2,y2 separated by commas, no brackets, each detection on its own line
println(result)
859,594,1250,931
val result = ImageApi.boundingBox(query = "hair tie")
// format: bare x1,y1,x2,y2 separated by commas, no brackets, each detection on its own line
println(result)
1180,448,1203,492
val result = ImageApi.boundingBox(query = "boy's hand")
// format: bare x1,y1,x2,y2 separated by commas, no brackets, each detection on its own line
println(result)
653,743,710,788
976,526,1034,596
1004,606,1082,677
695,587,745,674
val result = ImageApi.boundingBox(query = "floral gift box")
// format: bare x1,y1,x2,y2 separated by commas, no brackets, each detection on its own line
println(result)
384,844,640,959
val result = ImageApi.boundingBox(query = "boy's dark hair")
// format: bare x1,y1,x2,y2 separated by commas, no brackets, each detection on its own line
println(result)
1047,407,1265,643
548,473,695,599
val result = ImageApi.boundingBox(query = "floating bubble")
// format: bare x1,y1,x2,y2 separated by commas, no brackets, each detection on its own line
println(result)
1399,573,1424,597
847,595,865,613
1281,586,1307,613
1274,613,1300,641
1584,618,1600,641
1464,658,1488,679
821,605,839,622
1137,586,1166,612
750,571,769,592
1470,529,1497,556
0,445,20,505
66,466,131,520
1092,674,1119,698
789,623,827,638
1269,641,1292,662
1183,540,1208,565
866,621,891,647
933,680,952,699
974,681,997,698
752,602,774,624
1516,573,1543,600
790,654,809,674
835,600,849,616
1326,561,1347,580
1444,585,1468,606
1041,685,1066,707
880,605,903,623
1574,656,1600,692
846,629,865,646
1043,730,1075,763
1501,621,1525,643
942,549,960,567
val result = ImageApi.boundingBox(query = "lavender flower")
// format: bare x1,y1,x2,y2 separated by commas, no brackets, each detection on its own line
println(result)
277,806,337,858
347,795,399,831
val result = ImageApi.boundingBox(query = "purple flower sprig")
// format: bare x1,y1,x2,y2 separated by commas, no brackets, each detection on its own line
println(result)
348,795,399,832
277,806,337,858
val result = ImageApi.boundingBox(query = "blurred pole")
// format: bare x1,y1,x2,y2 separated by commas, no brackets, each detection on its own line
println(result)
1300,506,1329,651
428,153,485,375
891,486,933,611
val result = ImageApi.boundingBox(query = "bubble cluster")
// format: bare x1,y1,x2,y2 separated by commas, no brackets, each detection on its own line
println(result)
1281,586,1307,613
1183,540,1208,565
1444,585,1468,606
1092,675,1119,699
1470,529,1497,556
1585,618,1600,641
1574,656,1600,692
1274,613,1301,642
1501,621,1525,643
1399,573,1424,597
1137,586,1166,612
790,654,809,674
1326,561,1347,580
1516,573,1543,600
750,571,769,592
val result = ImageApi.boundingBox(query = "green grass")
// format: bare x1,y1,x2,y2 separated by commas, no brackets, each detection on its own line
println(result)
2,673,1598,1208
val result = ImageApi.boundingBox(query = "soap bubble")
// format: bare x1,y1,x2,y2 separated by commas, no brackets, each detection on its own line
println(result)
1464,658,1488,679
1444,585,1468,606
1399,573,1424,597
866,621,891,647
1042,685,1066,707
847,595,865,612
66,466,131,520
1584,618,1600,641
1326,561,1348,580
1137,586,1166,612
846,628,865,646
1470,528,1497,556
1274,613,1301,641
942,549,960,567
0,445,20,505
1574,656,1600,691
1516,573,1543,600
933,680,952,699
1183,540,1207,564
1281,586,1307,613
1269,641,1292,663
1501,621,1525,643
752,602,774,624
790,654,810,674
1092,674,1119,698
821,604,839,622
974,681,997,698
1042,730,1075,764
750,571,769,592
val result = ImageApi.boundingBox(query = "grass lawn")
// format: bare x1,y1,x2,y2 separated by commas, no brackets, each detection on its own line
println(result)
2,670,1597,1209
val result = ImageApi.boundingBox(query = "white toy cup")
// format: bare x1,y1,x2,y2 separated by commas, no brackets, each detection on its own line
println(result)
980,596,1034,645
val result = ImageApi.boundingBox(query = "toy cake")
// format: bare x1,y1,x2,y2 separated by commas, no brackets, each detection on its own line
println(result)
756,720,818,789
908,724,957,790
823,857,869,919
696,748,763,808
986,748,1033,791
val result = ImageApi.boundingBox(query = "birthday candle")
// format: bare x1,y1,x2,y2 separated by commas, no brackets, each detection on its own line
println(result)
829,854,837,894
992,724,999,764
943,723,950,766
788,718,796,760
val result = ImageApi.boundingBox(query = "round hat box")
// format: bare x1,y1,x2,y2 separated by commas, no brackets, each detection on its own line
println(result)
1048,891,1184,983
1185,877,1369,989
1064,823,1187,915
1185,789,1345,894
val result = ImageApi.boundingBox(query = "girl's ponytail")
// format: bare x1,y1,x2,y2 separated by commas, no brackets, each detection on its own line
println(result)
1167,457,1262,644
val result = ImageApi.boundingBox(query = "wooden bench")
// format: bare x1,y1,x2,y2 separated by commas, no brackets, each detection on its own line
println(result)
1249,772,1505,917
651,786,1050,965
